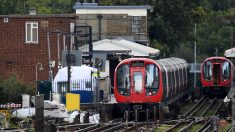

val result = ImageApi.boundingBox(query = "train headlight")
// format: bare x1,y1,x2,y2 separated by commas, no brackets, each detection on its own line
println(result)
152,91,156,95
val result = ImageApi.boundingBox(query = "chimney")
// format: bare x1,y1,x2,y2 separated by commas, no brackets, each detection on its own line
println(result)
29,7,36,15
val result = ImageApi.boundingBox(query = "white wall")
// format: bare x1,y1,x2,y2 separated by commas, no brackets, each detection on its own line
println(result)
76,9,147,16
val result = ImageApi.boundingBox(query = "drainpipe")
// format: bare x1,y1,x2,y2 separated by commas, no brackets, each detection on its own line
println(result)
97,14,103,40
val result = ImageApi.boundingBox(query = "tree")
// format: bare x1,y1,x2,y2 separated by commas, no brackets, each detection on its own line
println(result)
149,0,207,54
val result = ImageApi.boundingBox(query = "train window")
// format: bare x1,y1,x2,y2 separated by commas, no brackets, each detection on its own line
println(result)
222,61,230,80
203,61,212,81
133,72,143,92
117,64,130,92
162,71,167,87
145,64,159,89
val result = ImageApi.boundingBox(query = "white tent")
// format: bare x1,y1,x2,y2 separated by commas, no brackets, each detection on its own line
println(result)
53,65,98,92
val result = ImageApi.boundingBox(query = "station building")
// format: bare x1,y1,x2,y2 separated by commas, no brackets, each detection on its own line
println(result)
0,2,158,90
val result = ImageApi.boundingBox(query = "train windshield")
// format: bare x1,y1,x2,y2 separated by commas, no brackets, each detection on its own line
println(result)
222,61,230,80
145,64,159,89
203,61,212,81
117,64,130,90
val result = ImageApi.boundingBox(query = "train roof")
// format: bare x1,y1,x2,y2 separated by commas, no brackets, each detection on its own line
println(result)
120,57,155,63
156,57,188,71
202,56,231,63
156,57,188,66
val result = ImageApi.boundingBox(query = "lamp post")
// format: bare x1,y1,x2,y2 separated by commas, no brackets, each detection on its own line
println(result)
36,63,44,94
194,23,197,95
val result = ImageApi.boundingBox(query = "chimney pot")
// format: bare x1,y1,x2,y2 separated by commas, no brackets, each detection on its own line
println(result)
29,7,36,15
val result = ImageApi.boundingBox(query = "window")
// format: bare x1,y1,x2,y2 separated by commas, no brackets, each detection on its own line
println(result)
222,61,230,80
145,64,159,89
134,72,143,92
25,22,38,43
132,16,142,33
117,64,130,96
203,61,212,81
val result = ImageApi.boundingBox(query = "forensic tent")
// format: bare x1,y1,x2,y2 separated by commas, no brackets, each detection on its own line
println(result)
53,65,98,103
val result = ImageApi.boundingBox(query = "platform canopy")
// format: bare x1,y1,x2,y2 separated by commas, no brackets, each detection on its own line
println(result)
85,39,160,57
224,47,235,57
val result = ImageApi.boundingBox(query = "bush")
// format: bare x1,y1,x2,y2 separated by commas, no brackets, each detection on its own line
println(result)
0,74,35,104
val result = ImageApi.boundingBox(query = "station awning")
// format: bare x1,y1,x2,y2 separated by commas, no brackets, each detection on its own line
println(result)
224,47,235,57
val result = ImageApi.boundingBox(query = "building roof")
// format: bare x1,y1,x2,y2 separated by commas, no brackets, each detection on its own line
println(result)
73,2,151,10
83,39,160,57
0,14,75,18
224,47,235,57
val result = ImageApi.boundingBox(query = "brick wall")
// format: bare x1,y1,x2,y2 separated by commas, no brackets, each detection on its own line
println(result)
0,15,75,85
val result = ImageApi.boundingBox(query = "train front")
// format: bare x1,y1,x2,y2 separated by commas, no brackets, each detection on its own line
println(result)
201,57,234,94
114,58,162,103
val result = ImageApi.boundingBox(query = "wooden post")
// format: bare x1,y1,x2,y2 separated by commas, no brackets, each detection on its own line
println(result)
146,108,149,131
125,110,128,131
135,109,138,132
35,95,44,132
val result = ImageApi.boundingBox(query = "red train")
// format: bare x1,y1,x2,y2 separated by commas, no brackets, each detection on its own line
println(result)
114,57,190,106
201,57,234,95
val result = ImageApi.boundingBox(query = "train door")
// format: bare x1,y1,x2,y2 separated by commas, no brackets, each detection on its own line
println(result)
130,67,145,102
213,64,220,85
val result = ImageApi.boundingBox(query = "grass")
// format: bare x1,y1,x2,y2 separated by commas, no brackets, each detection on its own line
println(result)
187,123,204,132
154,124,173,132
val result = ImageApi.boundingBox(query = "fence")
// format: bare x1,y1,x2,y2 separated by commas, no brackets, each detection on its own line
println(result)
52,78,98,104
37,77,113,104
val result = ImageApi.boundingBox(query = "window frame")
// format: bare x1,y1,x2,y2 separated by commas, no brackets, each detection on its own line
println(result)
132,16,142,33
25,22,38,43
222,61,230,80
203,61,212,81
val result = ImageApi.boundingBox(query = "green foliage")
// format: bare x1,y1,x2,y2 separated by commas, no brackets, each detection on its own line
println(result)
149,0,207,53
98,0,113,6
150,39,170,57
0,74,35,104
0,0,77,14
195,8,234,62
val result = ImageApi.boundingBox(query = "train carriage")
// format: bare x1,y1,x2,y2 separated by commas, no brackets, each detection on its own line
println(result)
201,57,234,95
114,57,190,105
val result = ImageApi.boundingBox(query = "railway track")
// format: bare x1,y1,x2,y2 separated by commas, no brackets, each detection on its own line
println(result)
53,96,229,132
165,96,226,132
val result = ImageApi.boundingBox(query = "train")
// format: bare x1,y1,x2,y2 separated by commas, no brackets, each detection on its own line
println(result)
114,57,191,111
201,57,234,95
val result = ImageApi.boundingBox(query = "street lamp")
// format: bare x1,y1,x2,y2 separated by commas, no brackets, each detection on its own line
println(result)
36,63,44,94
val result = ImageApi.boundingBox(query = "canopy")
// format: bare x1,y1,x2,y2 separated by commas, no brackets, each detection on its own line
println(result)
224,47,235,57
81,39,160,57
